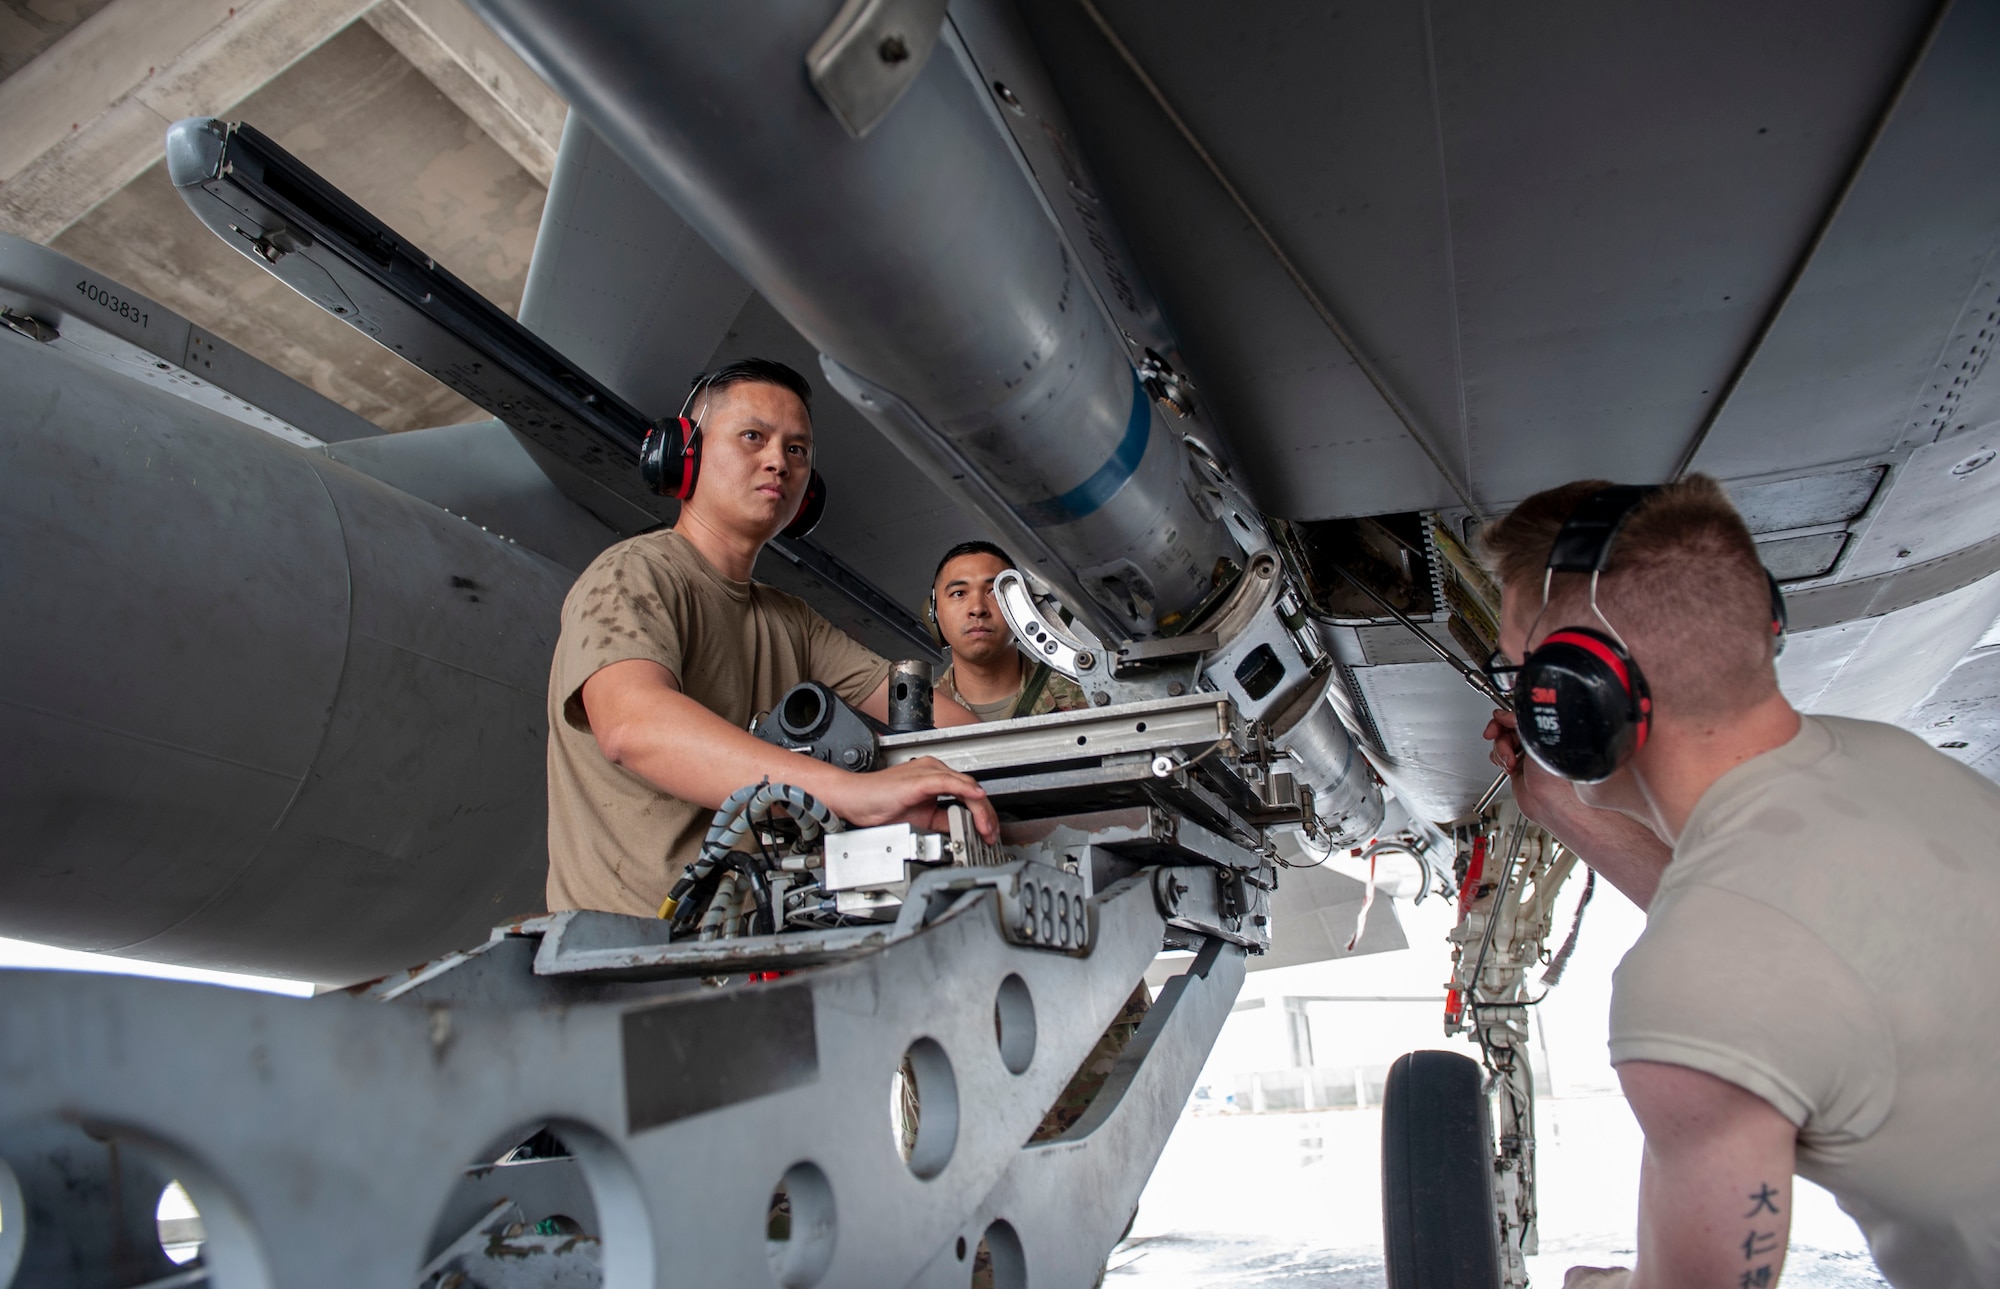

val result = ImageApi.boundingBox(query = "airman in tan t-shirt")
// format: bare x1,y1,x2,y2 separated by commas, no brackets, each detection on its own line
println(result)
1612,715,2000,1287
1480,477,2000,1287
541,361,994,922
546,528,889,916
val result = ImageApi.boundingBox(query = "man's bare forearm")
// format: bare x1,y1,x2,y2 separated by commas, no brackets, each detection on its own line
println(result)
1488,712,1673,910
1541,805,1672,910
587,665,848,809
579,658,1001,840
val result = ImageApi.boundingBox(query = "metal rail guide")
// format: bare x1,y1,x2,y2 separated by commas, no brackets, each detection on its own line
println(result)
161,116,935,658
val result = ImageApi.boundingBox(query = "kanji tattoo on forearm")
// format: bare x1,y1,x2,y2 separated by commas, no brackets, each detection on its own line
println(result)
1736,1181,1784,1288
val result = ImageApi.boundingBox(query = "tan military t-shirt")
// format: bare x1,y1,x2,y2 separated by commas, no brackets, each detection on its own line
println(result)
545,530,889,917
1610,715,2000,1288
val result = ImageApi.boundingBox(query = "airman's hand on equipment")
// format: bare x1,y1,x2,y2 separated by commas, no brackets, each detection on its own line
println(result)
1483,707,1670,908
822,755,999,842
1483,707,1579,828
1484,707,1620,843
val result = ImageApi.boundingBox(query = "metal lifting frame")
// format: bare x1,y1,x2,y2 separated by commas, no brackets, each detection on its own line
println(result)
0,693,1291,1287
0,104,1350,1289
0,877,1243,1288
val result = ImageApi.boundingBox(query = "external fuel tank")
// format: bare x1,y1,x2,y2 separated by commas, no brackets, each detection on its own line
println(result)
0,335,559,982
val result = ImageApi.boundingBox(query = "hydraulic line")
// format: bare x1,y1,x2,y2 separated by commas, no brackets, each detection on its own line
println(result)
663,782,842,935
697,870,741,941
728,853,777,938
1539,868,1596,987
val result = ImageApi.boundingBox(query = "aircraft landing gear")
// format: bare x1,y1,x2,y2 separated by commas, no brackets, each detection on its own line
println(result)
1385,803,1588,1287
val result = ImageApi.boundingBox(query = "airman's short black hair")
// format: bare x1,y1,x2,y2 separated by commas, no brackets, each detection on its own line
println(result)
693,357,813,419
933,540,1012,584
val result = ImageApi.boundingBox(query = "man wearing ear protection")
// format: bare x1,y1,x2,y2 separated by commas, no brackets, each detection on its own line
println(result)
924,540,1143,1157
544,357,988,920
927,540,1087,722
1478,476,2000,1289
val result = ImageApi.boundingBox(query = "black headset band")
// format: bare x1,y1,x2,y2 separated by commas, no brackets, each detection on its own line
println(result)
1546,483,1787,634
678,371,716,423
1547,485,1658,574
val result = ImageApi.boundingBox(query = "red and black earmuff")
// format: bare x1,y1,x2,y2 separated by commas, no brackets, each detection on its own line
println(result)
1515,623,1654,784
1512,485,1789,783
784,470,827,542
1513,486,1658,784
638,373,829,540
640,413,703,500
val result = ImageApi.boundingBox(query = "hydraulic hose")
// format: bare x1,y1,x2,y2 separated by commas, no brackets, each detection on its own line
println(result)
661,781,843,934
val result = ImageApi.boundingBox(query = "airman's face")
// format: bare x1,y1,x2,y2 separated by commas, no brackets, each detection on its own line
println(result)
934,553,1015,666
683,381,812,542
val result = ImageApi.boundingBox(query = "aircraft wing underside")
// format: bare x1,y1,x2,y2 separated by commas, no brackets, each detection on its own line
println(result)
511,0,2000,814
5,5,2000,1283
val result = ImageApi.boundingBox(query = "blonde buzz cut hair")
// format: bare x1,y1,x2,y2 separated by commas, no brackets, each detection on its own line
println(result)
1479,474,1780,719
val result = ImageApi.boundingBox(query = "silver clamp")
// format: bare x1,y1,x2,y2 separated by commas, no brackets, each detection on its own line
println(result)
995,566,1104,682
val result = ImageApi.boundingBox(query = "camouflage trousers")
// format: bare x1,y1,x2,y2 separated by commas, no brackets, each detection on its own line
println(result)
898,983,1152,1288
1030,983,1153,1141
891,983,1154,1148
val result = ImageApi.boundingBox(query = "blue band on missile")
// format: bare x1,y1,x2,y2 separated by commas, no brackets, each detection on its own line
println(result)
1014,371,1152,527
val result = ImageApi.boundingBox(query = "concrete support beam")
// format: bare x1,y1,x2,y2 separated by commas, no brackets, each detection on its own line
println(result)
362,0,563,186
0,0,373,242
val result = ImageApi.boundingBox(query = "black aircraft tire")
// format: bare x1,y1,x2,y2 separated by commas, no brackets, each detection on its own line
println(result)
1380,1049,1503,1289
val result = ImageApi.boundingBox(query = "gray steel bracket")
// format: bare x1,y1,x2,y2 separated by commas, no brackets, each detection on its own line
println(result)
907,936,1246,1286
0,867,1240,1287
161,117,937,659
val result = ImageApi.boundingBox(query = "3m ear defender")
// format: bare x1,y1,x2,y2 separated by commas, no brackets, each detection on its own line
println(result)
638,373,829,540
783,470,827,541
1514,485,1788,783
1513,486,1658,783
640,413,703,500
1515,621,1654,784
